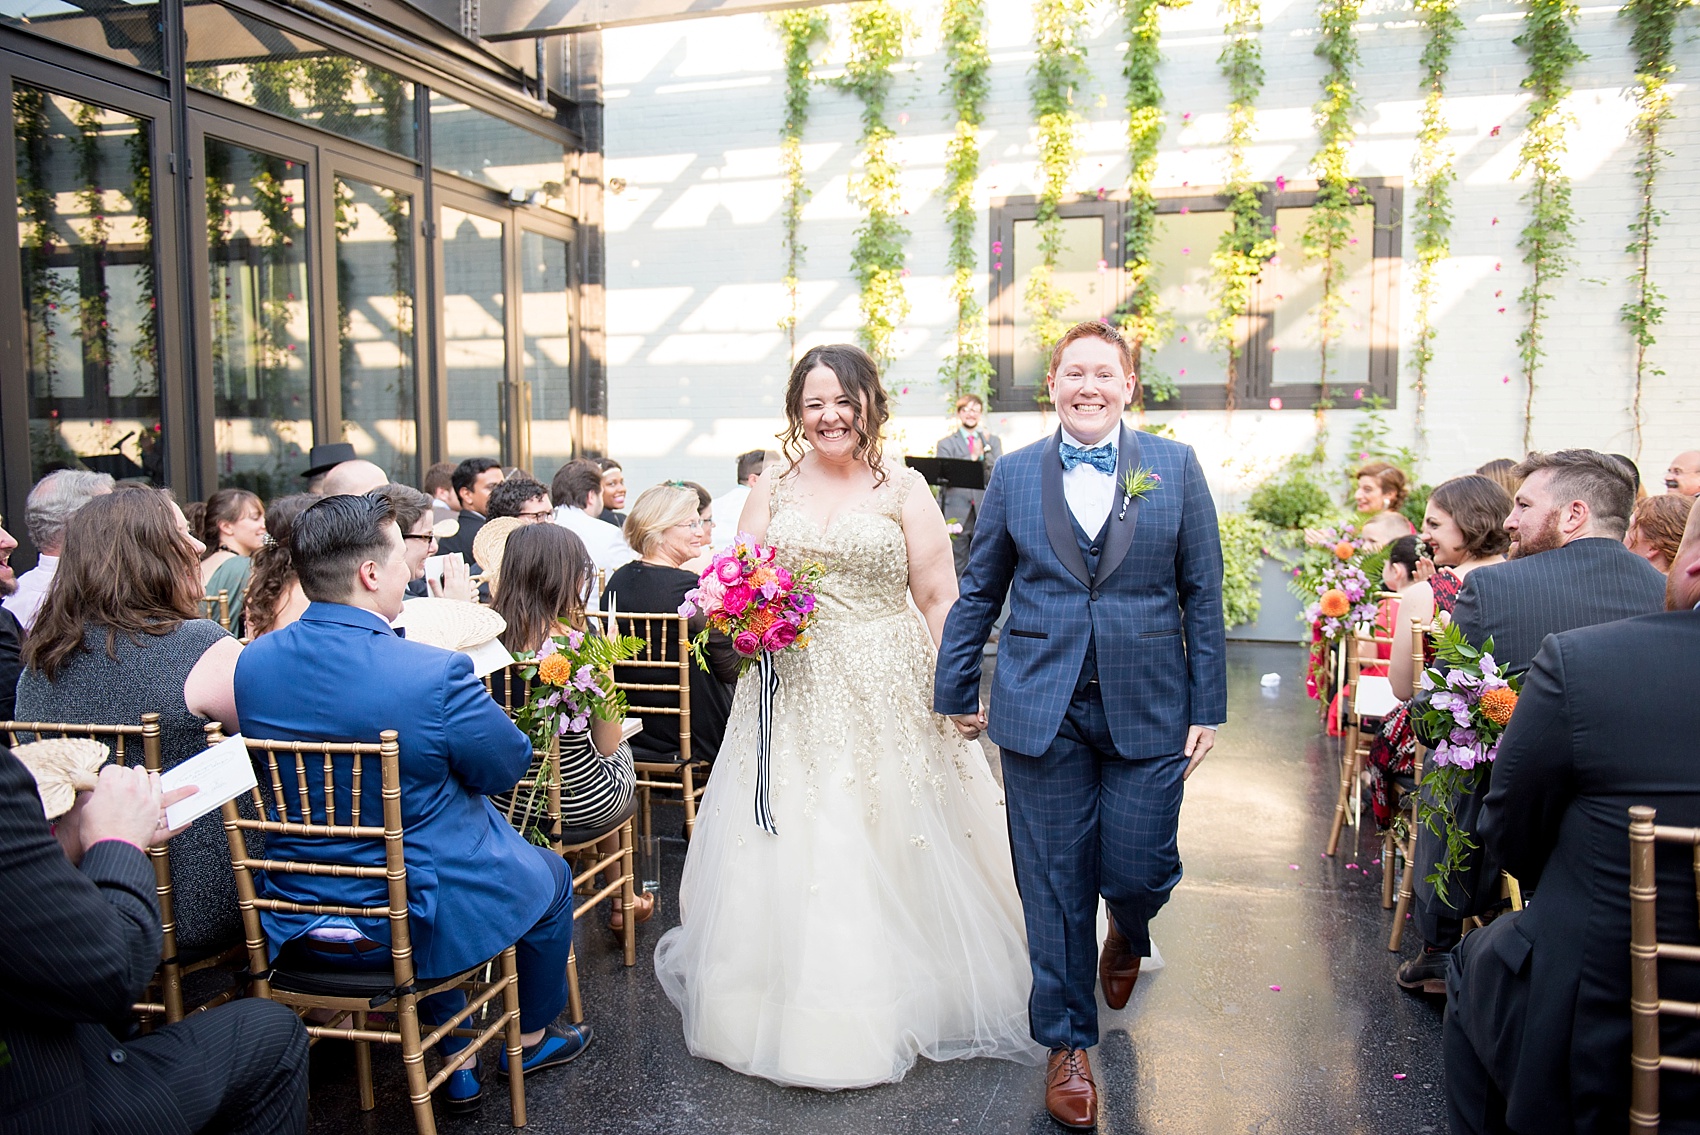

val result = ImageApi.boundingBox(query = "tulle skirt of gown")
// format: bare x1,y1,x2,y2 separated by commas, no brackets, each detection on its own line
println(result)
653,605,1045,1090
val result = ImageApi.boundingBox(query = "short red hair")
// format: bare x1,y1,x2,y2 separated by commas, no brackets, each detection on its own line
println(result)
1047,319,1134,377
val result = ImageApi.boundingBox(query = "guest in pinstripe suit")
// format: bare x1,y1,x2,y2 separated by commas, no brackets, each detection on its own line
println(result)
935,320,1227,1129
0,747,308,1135
1399,449,1669,997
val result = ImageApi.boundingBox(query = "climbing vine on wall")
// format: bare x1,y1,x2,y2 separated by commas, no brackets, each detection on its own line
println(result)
774,10,830,363
1027,0,1092,402
1205,0,1275,412
1620,0,1686,460
939,0,994,399
837,2,912,372
1407,0,1460,452
73,102,114,378
1302,0,1364,414
1118,0,1184,411
1513,0,1585,451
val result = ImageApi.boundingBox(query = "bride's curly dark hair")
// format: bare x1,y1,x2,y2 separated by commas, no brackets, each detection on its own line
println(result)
779,344,891,485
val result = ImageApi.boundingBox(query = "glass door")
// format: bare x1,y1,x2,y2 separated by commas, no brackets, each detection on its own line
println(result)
434,193,507,466
518,225,572,487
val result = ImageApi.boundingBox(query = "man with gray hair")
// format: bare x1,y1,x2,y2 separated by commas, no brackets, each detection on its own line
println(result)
2,469,114,632
1398,448,1668,995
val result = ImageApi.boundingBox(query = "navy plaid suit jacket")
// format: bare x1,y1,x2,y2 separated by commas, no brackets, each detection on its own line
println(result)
934,424,1227,759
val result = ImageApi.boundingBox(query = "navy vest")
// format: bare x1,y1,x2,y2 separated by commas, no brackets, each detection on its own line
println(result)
1070,510,1111,692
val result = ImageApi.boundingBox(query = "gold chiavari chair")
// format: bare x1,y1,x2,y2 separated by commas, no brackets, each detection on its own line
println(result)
1388,616,1433,953
1629,805,1700,1133
603,610,705,842
213,724,526,1135
201,589,231,633
0,713,234,1024
1326,599,1398,860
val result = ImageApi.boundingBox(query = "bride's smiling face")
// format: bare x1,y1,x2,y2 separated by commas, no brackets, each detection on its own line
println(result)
800,365,863,463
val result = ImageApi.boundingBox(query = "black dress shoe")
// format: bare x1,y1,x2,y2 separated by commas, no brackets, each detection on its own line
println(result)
1395,946,1450,995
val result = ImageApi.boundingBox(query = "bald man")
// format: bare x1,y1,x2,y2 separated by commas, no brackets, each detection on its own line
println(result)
317,460,390,497
1665,450,1700,497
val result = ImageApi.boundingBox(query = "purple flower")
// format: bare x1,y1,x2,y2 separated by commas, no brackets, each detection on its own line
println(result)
565,629,585,650
568,714,588,733
793,593,816,615
678,600,696,617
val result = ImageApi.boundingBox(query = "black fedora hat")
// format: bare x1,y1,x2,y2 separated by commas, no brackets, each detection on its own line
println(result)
301,442,358,479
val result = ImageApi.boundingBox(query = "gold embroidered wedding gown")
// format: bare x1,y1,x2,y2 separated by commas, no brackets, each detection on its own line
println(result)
653,468,1045,1089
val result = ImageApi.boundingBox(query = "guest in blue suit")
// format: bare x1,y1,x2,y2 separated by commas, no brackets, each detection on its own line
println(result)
235,492,591,1113
935,320,1227,1129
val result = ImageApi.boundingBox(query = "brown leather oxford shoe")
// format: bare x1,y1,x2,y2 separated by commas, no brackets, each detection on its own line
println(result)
1045,1046,1098,1129
1099,914,1141,1010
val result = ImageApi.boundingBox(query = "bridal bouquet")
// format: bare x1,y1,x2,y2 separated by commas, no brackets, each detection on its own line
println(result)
680,535,825,835
1410,623,1522,902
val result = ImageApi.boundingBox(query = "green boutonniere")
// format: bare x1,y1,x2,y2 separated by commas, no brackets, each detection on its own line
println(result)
1118,467,1161,521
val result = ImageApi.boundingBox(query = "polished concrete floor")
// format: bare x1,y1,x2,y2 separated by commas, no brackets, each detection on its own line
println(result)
309,642,1445,1134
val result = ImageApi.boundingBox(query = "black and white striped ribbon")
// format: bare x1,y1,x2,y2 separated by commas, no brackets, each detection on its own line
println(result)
753,650,779,835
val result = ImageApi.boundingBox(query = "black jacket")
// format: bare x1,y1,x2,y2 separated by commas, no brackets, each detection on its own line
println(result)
0,747,162,1135
1462,611,1700,1133
0,608,21,720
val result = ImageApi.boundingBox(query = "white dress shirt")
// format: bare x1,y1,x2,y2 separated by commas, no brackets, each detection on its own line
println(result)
2,554,57,632
1060,428,1117,537
710,485,751,551
554,506,639,572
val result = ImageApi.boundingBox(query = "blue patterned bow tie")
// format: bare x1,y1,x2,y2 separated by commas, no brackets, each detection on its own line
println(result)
1059,442,1116,475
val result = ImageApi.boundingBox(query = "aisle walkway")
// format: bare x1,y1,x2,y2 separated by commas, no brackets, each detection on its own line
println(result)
311,642,1446,1134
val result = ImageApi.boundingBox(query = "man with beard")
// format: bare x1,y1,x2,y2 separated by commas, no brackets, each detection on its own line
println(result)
0,517,19,719
1398,449,1668,995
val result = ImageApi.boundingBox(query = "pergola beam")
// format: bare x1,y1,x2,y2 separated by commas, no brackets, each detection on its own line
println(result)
475,0,846,41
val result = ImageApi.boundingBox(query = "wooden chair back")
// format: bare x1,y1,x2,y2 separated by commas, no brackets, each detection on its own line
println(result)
1388,617,1435,952
202,589,231,633
1327,616,1398,860
601,610,705,839
0,714,196,1021
1629,805,1700,1133
214,724,525,1133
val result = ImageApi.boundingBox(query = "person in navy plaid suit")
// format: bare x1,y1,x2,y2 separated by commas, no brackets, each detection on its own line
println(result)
935,320,1227,1129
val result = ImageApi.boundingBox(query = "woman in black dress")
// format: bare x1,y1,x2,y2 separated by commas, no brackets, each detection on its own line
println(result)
602,484,742,765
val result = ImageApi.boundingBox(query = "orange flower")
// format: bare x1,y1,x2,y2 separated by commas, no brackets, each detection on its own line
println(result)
1334,540,1356,561
1319,589,1351,619
744,607,778,637
1480,687,1518,726
749,566,776,588
537,652,574,686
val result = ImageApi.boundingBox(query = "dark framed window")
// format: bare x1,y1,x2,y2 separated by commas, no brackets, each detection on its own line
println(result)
988,178,1402,413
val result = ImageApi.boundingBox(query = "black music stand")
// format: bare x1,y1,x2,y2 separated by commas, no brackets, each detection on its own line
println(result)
905,456,985,498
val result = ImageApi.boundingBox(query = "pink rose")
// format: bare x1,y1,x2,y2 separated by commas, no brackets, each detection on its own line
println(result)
696,574,727,608
733,630,761,656
715,557,743,584
721,584,754,616
762,622,798,651
774,566,794,590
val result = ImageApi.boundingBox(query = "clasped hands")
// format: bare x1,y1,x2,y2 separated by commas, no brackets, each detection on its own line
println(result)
54,764,199,867
950,705,1216,780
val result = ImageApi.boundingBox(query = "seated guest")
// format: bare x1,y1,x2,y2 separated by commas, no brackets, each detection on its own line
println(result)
245,494,316,637
1665,449,1699,497
1475,458,1522,501
3,469,114,632
0,518,21,720
1368,478,1511,832
492,522,648,927
1609,452,1648,502
317,459,389,497
551,459,638,572
1352,461,1417,548
376,482,473,603
16,485,244,955
0,746,309,1134
678,479,716,574
597,459,628,528
300,441,355,494
486,476,555,524
1626,492,1693,572
712,449,778,551
236,494,590,1109
604,485,742,767
435,457,504,568
1401,450,1668,995
198,487,267,634
423,459,459,526
1444,503,1700,1135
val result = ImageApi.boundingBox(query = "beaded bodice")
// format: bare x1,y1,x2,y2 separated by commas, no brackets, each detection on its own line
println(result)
766,468,918,623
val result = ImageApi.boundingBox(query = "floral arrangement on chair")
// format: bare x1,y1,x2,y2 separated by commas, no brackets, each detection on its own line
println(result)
1410,622,1522,902
681,535,826,835
1300,523,1385,704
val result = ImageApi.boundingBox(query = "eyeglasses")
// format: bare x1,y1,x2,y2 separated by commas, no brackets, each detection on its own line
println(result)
402,532,437,543
518,508,553,523
674,518,706,532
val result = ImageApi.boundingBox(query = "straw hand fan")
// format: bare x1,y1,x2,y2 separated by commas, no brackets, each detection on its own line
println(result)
12,737,111,819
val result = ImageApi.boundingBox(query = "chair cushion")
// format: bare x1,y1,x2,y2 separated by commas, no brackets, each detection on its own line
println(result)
269,941,478,1001
559,794,637,849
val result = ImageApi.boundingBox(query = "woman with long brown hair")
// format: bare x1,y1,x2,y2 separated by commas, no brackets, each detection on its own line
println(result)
16,483,247,953
197,487,266,633
245,493,316,637
655,343,1041,1089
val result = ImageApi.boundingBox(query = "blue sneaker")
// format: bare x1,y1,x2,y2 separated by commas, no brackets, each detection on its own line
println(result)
439,1059,482,1114
497,1024,594,1077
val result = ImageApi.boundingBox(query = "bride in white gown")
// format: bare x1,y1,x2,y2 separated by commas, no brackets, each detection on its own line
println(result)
654,344,1044,1090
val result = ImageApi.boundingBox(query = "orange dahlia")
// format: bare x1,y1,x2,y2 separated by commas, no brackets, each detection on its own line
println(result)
1334,540,1356,561
1319,589,1351,618
1479,687,1518,726
537,652,575,686
744,607,778,637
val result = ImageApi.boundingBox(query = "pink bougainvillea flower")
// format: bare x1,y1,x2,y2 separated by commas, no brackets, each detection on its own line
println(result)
993,261,1003,271
1490,124,1502,136
1353,388,1364,400
1275,175,1287,191
992,240,1003,254
1269,397,1284,410
1179,206,1190,215
1270,985,1282,992
1502,375,1511,384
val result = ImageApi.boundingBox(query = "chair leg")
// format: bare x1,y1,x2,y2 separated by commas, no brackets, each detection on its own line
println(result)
620,821,637,967
499,946,526,1128
681,764,699,839
1381,829,1396,910
565,946,584,1025
353,1010,375,1112
1389,825,1419,952
640,784,653,847
395,993,438,1135
1326,729,1356,857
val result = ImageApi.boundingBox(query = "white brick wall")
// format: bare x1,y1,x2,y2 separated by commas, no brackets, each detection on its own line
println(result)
603,0,1700,507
